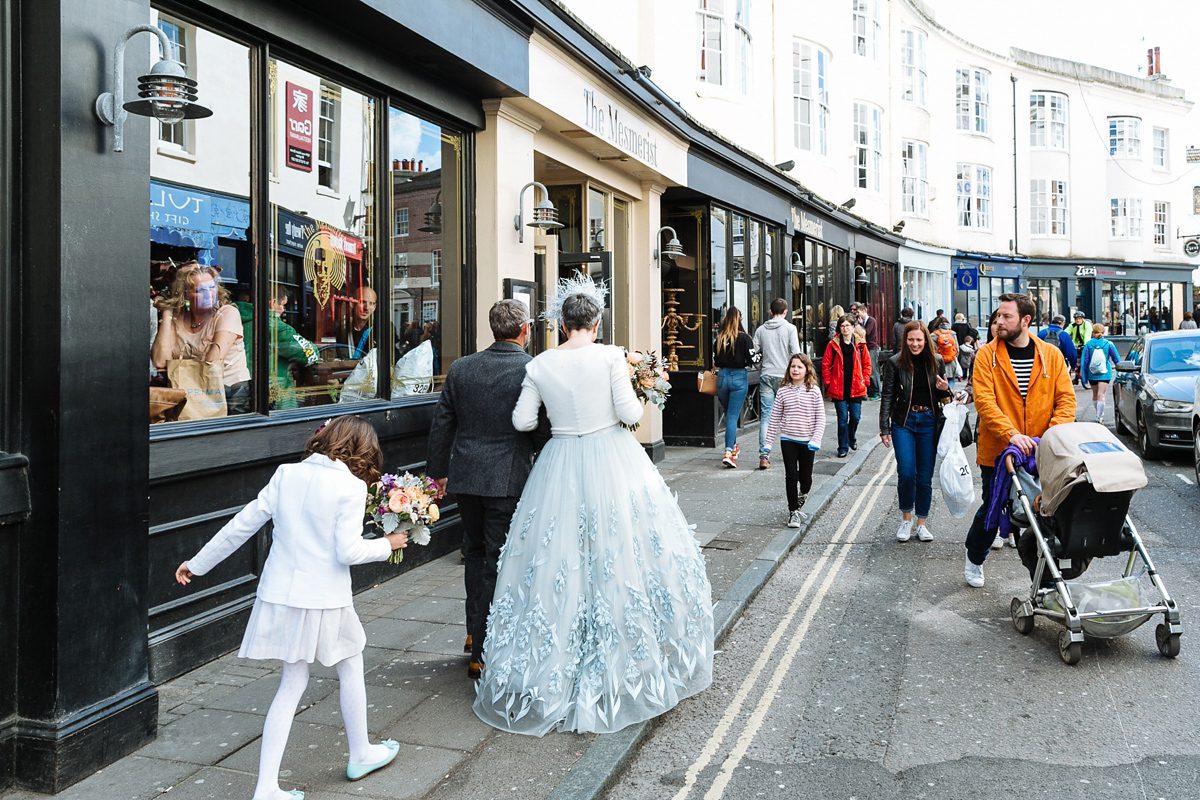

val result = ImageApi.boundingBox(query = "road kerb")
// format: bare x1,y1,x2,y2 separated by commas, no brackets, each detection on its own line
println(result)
543,438,882,800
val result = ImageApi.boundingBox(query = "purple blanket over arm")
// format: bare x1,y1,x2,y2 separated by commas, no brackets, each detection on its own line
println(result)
983,441,1040,535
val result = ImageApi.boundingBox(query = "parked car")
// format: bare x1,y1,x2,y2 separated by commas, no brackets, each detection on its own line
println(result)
1113,330,1200,458
1193,375,1200,485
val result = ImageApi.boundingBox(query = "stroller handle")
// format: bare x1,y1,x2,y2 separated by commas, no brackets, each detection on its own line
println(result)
1004,454,1017,475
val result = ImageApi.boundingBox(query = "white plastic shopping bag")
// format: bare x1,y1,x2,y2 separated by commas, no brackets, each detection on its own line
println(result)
937,403,975,518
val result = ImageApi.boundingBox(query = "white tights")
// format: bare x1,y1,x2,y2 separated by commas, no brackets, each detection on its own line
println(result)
253,655,391,800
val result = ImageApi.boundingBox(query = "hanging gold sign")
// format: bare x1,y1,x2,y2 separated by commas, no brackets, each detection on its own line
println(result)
303,227,348,308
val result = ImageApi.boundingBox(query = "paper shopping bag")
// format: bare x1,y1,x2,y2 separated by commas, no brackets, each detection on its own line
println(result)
167,359,228,420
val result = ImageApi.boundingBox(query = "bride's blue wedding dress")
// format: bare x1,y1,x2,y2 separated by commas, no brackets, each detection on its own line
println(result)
472,344,714,736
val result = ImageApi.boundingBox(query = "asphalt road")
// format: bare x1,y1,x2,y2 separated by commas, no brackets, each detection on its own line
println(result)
606,389,1200,800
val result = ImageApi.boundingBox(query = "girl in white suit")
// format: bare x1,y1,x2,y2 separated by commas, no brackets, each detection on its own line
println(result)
175,417,409,800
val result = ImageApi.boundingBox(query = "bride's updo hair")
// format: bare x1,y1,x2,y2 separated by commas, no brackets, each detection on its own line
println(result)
561,292,602,331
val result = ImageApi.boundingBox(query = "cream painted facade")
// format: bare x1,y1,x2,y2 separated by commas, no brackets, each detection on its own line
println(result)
559,0,1200,281
474,32,690,446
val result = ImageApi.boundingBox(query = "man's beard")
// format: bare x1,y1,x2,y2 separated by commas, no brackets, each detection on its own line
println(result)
995,325,1021,342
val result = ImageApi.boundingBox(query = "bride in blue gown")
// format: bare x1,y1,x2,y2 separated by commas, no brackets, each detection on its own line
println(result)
472,278,714,736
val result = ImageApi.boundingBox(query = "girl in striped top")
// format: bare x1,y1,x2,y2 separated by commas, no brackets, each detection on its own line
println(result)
763,354,826,528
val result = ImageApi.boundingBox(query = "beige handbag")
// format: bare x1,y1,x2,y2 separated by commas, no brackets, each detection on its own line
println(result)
167,359,228,420
697,369,718,396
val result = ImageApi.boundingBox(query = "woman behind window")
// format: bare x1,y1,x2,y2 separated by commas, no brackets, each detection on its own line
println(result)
713,307,756,468
822,314,872,458
879,320,952,543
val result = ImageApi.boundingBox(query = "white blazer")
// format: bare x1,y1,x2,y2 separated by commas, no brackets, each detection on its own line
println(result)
187,453,392,609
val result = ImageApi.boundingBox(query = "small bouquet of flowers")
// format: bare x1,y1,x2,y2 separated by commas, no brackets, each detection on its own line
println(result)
365,472,440,564
622,349,671,431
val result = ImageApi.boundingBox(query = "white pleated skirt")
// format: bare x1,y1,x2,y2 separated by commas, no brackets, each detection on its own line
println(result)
238,599,366,666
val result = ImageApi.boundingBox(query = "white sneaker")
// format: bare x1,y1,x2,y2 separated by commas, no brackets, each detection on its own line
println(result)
964,555,985,588
990,533,1004,550
787,509,806,528
1007,533,1018,548
916,524,933,542
896,519,913,542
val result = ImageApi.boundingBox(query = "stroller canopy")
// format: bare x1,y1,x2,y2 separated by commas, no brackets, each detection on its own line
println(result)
1037,422,1147,516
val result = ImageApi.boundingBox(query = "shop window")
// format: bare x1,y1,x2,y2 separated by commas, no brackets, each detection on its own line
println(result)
1026,278,1062,332
387,104,464,397
149,20,252,424
710,206,780,348
1109,117,1140,159
1103,280,1180,336
900,29,926,108
1030,93,1067,149
793,40,828,155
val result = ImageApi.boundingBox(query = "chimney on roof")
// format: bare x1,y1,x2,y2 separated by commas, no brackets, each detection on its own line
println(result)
1147,47,1167,81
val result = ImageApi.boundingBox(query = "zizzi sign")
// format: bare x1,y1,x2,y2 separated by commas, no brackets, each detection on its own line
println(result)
582,89,658,167
1075,266,1097,277
286,82,314,173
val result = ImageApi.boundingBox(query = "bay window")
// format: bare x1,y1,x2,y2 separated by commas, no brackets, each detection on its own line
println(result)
955,67,989,135
1030,92,1068,149
1030,179,1068,236
1110,198,1142,239
900,140,928,218
853,102,882,191
900,29,926,107
957,164,991,230
793,40,828,154
1109,117,1141,158
852,0,880,60
1154,201,1169,246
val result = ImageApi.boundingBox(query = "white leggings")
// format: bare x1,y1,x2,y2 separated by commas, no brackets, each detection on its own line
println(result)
254,654,375,799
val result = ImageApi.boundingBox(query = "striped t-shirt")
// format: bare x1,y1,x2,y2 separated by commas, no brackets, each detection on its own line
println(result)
1005,339,1036,397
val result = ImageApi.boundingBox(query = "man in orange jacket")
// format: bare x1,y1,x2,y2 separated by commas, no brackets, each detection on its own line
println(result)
964,293,1076,588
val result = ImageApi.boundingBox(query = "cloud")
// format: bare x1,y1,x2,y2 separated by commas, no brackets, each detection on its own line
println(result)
389,109,443,171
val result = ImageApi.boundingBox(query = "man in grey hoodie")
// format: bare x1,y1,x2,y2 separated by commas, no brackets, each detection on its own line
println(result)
753,298,801,469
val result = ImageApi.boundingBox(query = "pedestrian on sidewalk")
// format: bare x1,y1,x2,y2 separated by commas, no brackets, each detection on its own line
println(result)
932,319,961,388
753,298,801,470
892,307,914,351
714,306,757,468
174,417,410,800
964,293,1075,588
853,302,882,400
426,299,549,680
1180,311,1197,330
1080,323,1120,424
951,312,974,346
762,353,825,528
879,320,952,543
822,314,872,458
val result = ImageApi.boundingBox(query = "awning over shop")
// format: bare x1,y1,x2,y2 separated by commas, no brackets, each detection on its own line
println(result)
150,180,250,268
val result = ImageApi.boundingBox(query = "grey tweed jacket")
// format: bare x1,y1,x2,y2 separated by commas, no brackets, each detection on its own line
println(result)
425,341,549,497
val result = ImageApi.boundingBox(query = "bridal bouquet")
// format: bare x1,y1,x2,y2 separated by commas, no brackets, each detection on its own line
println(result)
622,349,671,431
365,472,439,564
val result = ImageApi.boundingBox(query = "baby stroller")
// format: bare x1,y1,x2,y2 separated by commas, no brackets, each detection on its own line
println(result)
1005,422,1181,665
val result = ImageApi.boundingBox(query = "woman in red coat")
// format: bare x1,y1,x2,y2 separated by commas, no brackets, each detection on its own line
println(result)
823,314,872,457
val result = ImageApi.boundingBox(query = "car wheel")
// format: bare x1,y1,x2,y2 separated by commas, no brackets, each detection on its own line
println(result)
1137,407,1159,460
1114,398,1130,435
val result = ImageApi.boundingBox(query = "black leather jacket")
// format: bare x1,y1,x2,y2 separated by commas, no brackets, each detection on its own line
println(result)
879,353,953,437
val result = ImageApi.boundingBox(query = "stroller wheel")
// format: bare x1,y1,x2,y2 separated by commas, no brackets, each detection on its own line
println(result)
1010,597,1034,635
1058,630,1082,665
1156,624,1181,659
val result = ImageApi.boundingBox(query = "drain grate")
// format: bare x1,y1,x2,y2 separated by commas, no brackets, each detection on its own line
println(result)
702,538,742,551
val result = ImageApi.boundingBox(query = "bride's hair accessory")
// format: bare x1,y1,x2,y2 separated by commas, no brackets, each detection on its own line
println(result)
541,272,608,324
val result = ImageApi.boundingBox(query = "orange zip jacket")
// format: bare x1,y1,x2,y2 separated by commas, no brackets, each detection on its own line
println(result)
972,335,1076,467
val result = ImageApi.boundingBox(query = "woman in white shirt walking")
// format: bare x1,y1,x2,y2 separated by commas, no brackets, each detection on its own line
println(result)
175,417,410,800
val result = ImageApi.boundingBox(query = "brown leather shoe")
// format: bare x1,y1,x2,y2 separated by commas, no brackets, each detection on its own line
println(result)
463,634,473,654
468,661,484,680
758,456,770,470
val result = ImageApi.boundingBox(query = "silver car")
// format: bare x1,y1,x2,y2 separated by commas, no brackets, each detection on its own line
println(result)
1193,372,1200,485
1113,330,1200,458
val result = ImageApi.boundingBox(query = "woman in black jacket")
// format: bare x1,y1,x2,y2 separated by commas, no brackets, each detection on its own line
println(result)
714,306,756,468
879,320,952,544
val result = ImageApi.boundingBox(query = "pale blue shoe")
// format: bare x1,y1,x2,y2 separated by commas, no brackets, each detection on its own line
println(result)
347,739,400,781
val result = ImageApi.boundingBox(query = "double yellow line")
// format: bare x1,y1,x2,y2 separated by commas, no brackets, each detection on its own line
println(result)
672,455,898,800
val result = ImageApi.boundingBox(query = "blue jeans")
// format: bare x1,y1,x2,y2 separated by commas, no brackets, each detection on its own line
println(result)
833,399,862,453
890,410,936,518
965,464,998,566
758,373,782,456
717,368,748,451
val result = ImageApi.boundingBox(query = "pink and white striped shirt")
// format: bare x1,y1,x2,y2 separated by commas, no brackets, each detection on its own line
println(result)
763,383,825,450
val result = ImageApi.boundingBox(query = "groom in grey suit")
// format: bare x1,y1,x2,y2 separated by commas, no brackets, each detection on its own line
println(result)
426,299,548,678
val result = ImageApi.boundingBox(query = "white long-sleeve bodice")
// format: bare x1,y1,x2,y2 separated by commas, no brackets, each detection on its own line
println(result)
512,344,644,436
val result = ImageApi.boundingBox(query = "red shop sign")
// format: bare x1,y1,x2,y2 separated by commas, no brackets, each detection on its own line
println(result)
285,82,314,172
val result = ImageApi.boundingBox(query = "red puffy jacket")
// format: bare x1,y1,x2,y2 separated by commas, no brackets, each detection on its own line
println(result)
821,339,872,401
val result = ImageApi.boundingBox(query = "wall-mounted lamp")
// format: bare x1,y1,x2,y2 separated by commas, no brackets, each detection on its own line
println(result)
653,226,685,266
841,197,857,210
789,252,807,275
94,24,212,152
892,220,906,233
774,160,796,172
418,190,442,234
514,181,563,243
853,266,870,284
